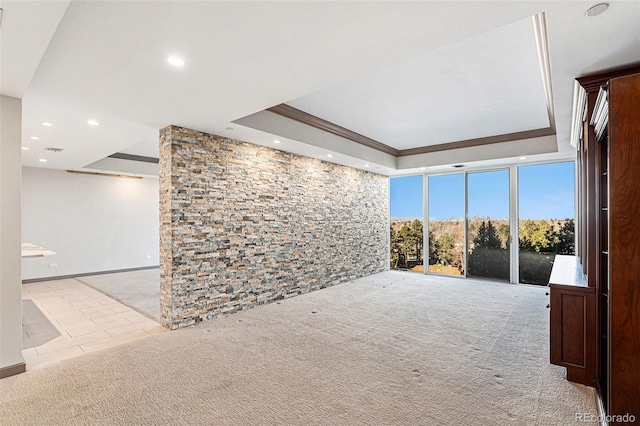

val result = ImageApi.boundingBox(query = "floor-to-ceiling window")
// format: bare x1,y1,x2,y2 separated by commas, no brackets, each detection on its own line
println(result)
518,162,576,285
392,161,575,285
427,174,464,276
466,170,511,282
390,175,424,272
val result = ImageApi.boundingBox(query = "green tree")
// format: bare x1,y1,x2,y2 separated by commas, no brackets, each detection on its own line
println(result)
473,221,503,250
530,220,558,253
518,218,575,285
428,230,440,265
390,225,400,268
498,222,510,248
409,219,424,263
468,220,509,280
398,224,415,261
390,220,425,269
437,233,455,266
519,219,537,251
556,219,575,254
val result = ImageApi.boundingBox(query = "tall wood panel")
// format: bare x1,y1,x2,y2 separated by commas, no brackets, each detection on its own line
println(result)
571,65,640,422
607,73,640,418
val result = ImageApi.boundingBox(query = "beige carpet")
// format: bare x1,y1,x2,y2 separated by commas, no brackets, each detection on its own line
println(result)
1,271,596,425
76,268,160,321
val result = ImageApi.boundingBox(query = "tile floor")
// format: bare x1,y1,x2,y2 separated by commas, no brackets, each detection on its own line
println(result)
23,299,61,349
22,278,167,369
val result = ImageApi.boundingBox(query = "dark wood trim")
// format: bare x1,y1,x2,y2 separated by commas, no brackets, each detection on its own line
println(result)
0,362,26,379
267,104,400,156
594,110,608,383
398,127,555,156
585,91,598,286
576,63,640,92
22,265,160,284
108,153,160,164
268,103,557,158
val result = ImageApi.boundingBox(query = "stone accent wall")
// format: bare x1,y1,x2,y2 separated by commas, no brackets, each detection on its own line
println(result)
159,125,389,329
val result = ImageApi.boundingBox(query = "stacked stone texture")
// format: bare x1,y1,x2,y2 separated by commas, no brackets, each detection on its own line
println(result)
160,125,389,329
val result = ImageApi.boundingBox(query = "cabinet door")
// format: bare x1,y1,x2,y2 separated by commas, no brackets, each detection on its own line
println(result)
549,287,596,386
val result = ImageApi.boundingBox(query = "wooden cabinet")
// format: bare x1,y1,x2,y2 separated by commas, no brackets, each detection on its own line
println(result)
568,65,640,421
549,256,596,386
606,72,640,420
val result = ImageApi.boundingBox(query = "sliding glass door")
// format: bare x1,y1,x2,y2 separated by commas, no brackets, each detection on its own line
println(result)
466,170,511,281
426,169,510,281
400,161,575,284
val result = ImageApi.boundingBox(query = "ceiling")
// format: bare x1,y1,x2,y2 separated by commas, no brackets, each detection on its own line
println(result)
285,16,550,150
2,1,639,177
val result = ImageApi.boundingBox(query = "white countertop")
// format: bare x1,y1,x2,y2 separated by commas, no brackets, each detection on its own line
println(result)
21,243,56,258
548,254,588,288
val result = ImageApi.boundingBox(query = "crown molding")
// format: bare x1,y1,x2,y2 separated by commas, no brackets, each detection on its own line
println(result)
268,103,555,158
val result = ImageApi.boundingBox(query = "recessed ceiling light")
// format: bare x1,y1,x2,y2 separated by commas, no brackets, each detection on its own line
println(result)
327,154,334,158
167,56,185,67
519,156,528,160
364,164,370,168
420,167,426,171
273,139,281,144
30,136,39,140
41,122,53,127
586,3,609,17
21,147,29,151
39,158,47,162
87,119,100,126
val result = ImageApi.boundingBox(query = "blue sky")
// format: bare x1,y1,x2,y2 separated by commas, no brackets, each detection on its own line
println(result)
428,174,464,219
518,162,575,219
390,161,575,220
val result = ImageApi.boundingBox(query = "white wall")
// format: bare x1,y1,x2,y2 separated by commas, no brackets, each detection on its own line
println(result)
1,95,24,372
22,167,159,280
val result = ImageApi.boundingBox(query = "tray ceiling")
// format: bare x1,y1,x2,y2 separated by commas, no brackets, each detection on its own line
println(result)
3,1,639,176
286,16,551,150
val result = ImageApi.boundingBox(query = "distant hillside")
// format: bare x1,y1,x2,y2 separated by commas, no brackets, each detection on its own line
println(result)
392,217,573,248
390,217,574,284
